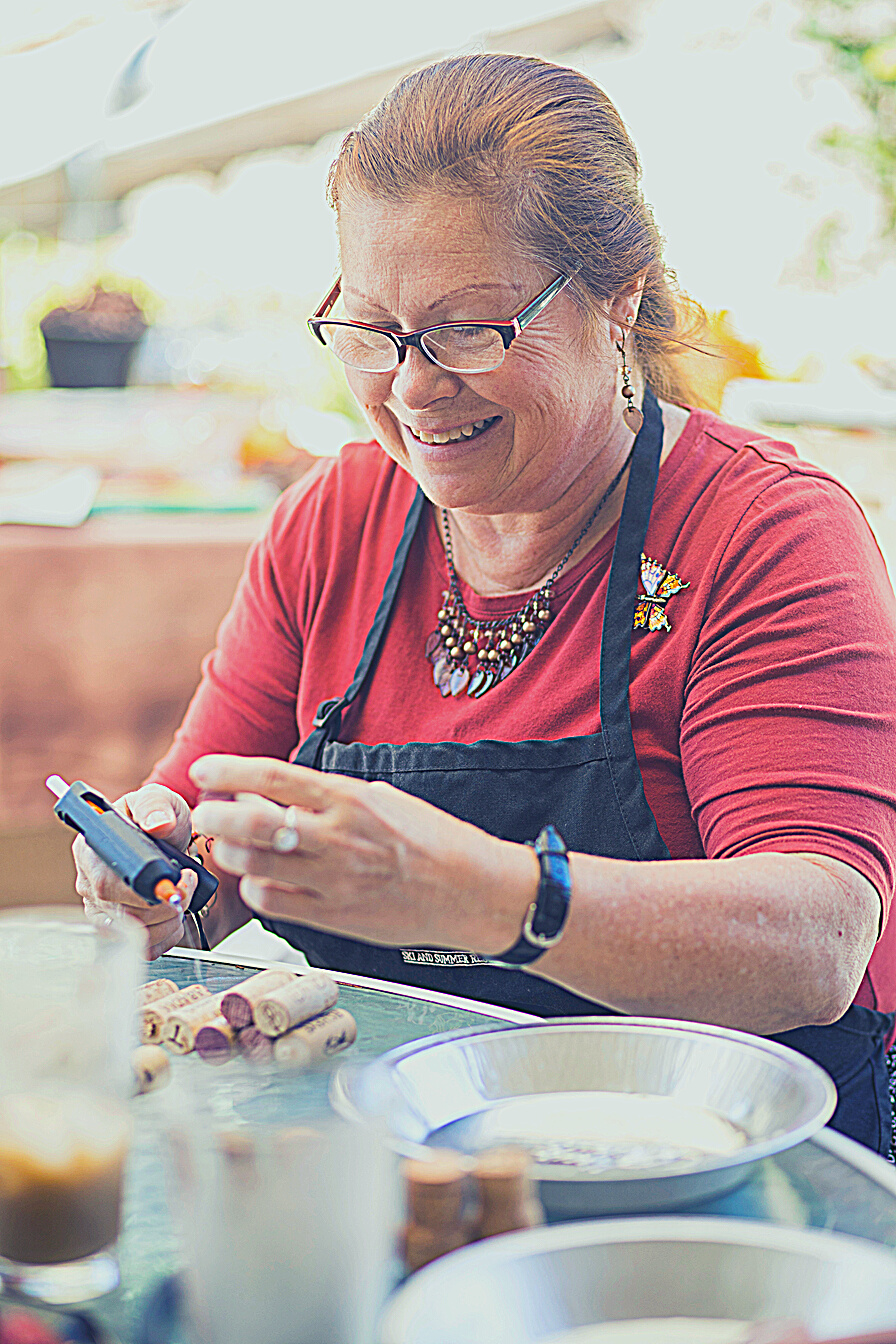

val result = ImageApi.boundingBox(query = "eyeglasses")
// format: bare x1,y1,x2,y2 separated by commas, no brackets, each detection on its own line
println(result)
307,271,578,375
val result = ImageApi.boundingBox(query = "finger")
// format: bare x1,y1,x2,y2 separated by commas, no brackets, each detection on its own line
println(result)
74,836,152,912
73,831,182,914
272,806,302,853
176,868,198,904
74,834,192,925
81,888,183,947
146,912,185,960
211,839,311,881
191,794,290,847
123,785,185,837
189,755,339,811
240,876,323,924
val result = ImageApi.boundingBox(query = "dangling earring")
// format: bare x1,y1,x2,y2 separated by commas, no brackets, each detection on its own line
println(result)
616,333,644,435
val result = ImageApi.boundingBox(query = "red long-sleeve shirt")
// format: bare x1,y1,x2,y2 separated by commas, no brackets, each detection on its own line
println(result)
153,409,896,1018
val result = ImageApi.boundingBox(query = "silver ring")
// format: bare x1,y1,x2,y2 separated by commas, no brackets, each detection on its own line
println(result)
272,805,301,854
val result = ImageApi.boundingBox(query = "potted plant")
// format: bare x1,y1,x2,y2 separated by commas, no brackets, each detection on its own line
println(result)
40,285,148,388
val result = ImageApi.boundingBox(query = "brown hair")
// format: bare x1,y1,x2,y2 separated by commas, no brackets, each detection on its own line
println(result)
327,53,705,406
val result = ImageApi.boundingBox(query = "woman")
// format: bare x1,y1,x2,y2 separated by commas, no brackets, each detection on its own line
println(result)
77,54,896,1153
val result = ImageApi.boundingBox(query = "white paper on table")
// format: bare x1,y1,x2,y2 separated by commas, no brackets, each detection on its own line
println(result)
0,463,101,526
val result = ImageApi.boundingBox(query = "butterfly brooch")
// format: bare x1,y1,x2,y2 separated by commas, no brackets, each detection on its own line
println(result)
633,553,689,632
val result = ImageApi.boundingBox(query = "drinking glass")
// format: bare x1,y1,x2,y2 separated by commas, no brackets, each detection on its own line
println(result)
161,1066,399,1344
0,906,144,1303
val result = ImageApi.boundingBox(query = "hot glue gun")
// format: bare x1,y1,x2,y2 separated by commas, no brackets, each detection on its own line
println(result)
46,775,218,910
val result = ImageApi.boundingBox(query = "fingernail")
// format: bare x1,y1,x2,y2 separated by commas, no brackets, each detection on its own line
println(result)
198,789,233,803
144,811,169,828
190,761,209,783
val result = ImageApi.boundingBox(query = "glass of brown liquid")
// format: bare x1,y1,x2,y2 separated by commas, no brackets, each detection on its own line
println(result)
0,906,143,1303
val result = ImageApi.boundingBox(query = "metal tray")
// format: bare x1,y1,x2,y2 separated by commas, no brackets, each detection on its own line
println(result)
379,1216,896,1343
331,1018,836,1217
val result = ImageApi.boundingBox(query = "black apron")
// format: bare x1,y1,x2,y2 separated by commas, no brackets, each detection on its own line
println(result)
262,388,894,1155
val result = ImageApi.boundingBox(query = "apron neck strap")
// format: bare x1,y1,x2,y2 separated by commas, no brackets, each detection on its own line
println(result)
293,483,427,766
600,383,664,717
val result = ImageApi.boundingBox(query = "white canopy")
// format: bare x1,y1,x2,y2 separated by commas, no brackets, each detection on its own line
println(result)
0,0,638,233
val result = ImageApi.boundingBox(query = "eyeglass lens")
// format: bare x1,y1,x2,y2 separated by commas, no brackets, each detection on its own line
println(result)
318,323,506,374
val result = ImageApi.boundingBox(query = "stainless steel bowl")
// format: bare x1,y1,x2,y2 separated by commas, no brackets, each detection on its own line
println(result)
379,1217,896,1343
332,1018,836,1216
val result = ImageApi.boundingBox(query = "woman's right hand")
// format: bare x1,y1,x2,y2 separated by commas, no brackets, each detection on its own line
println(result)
74,783,197,959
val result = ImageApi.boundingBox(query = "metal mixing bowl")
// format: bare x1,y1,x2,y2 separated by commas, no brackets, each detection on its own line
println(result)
379,1217,896,1343
331,1018,836,1216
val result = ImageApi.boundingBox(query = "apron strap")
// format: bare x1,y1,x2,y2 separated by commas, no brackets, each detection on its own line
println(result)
599,386,670,860
293,484,428,767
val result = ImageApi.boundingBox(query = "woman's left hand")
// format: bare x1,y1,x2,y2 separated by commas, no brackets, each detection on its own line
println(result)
189,755,536,954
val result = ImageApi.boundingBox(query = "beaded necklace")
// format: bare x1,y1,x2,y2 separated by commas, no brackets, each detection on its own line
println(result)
425,444,635,698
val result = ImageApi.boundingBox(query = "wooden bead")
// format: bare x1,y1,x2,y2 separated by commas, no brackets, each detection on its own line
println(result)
440,624,452,637
463,641,475,653
522,620,535,633
511,633,522,644
622,384,634,399
499,640,511,651
437,608,447,621
537,609,550,622
478,648,488,660
487,650,499,662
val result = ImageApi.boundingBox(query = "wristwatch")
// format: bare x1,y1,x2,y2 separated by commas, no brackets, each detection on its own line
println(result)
488,825,571,967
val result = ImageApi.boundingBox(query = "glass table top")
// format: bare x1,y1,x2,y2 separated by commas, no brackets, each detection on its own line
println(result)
10,950,896,1342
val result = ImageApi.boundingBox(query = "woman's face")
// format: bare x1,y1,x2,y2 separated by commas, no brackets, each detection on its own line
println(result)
336,192,623,515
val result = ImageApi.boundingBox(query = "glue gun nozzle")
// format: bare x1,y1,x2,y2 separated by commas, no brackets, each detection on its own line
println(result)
153,879,181,907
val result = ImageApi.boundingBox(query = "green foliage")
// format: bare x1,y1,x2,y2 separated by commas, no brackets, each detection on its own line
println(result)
800,1,896,241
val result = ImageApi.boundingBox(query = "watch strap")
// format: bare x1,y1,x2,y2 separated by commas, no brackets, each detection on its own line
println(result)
488,825,571,967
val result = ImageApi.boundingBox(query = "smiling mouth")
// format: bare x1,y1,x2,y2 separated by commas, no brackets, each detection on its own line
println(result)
407,416,500,445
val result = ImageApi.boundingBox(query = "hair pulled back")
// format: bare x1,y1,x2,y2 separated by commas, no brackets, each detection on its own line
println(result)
328,53,703,406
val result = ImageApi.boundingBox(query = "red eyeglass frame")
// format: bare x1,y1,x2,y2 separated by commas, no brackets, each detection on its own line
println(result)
307,271,578,372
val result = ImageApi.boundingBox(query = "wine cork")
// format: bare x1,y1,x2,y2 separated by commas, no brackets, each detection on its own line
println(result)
220,969,299,1028
138,978,177,1007
215,1130,256,1164
195,1015,238,1065
132,1044,171,1094
470,1147,542,1239
271,1007,357,1067
402,1221,469,1273
401,1151,471,1273
163,993,225,1055
254,971,339,1037
215,1130,258,1195
272,1126,324,1165
404,1152,468,1229
236,1026,274,1063
142,984,210,1043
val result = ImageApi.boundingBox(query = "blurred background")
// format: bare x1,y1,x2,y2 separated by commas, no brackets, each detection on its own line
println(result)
2,0,895,908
